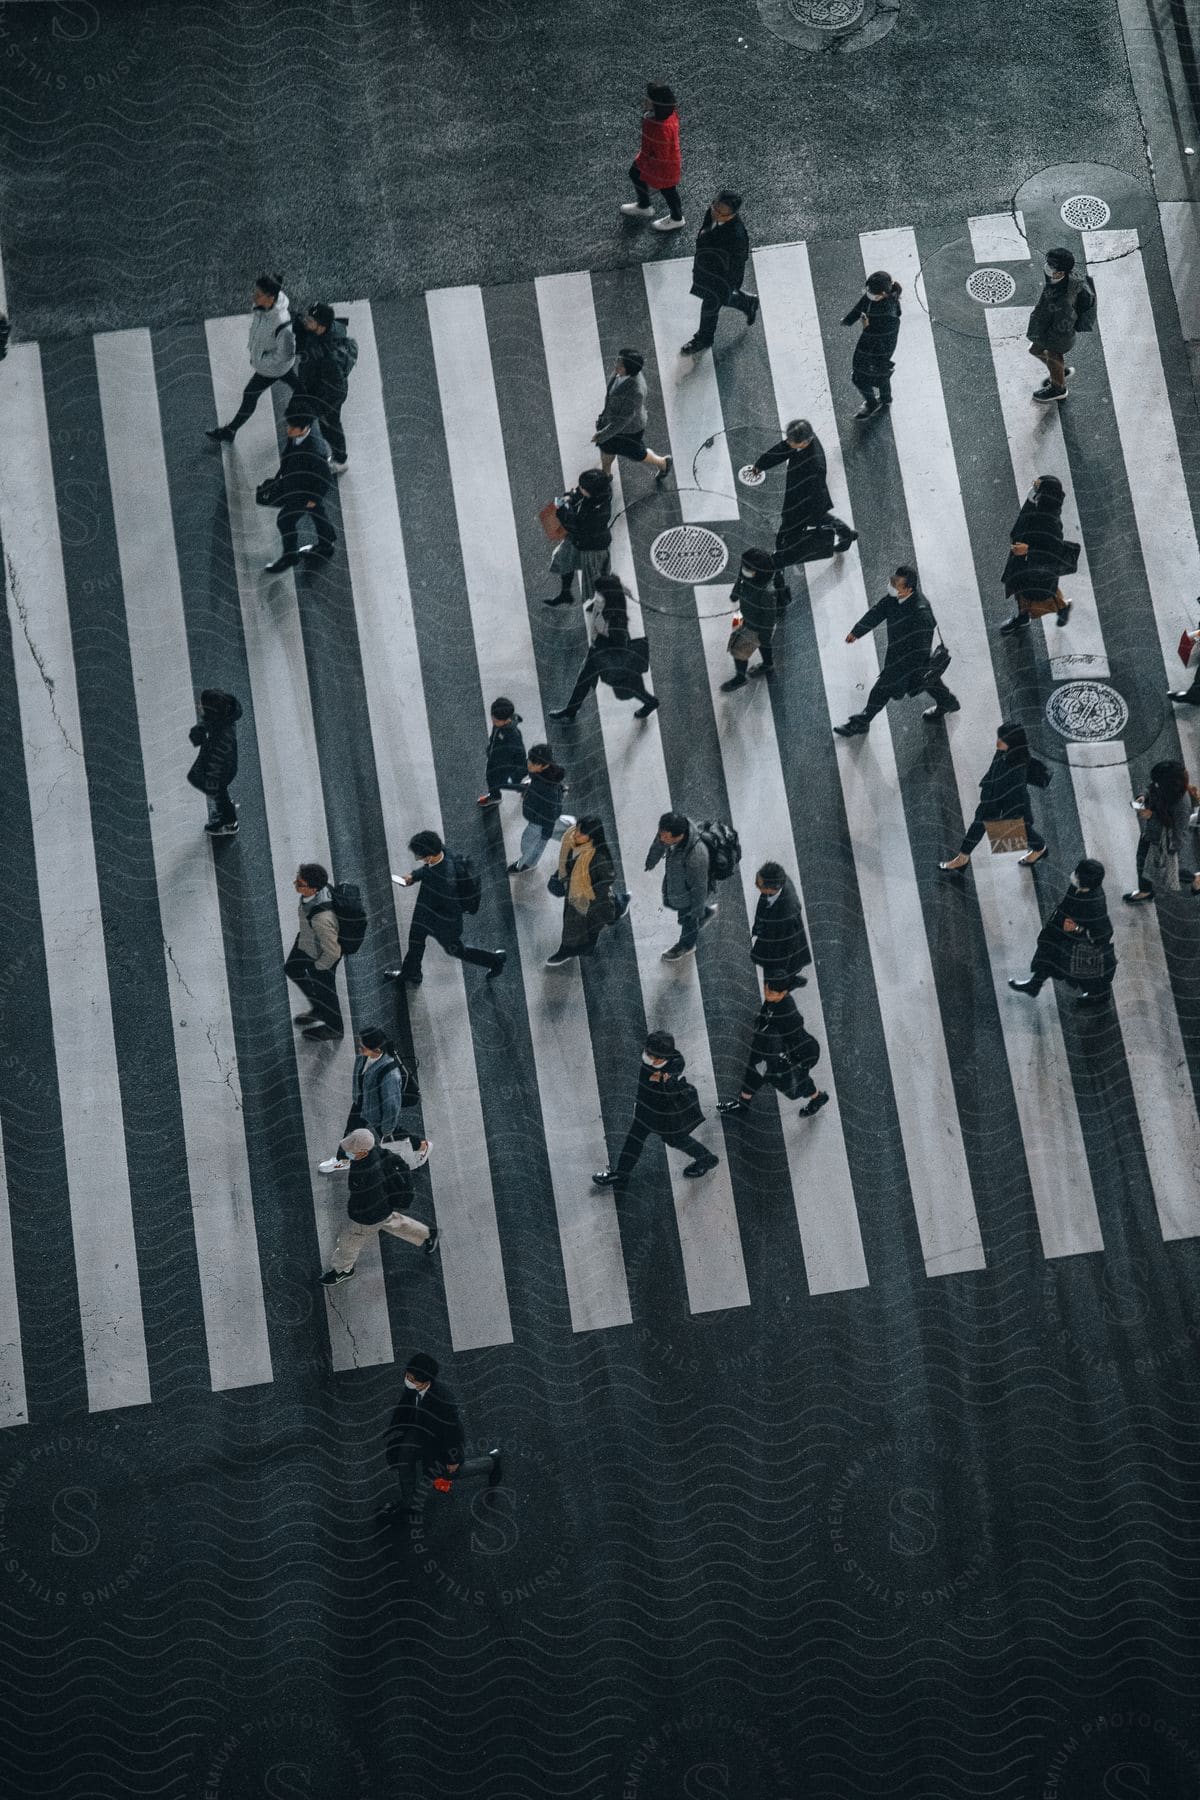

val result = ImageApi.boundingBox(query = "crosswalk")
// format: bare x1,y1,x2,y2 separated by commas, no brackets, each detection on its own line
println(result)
2,212,1199,1425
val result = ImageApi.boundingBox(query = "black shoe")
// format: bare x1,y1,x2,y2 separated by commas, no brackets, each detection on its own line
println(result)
592,1168,623,1188
1169,690,1200,704
486,951,507,979
303,1024,344,1041
1075,991,1110,1007
423,1227,440,1257
773,582,792,606
263,557,295,574
683,1155,719,1178
204,819,239,836
999,613,1030,635
548,707,578,722
1055,601,1072,625
745,294,760,328
717,1098,749,1117
923,699,960,719
506,861,526,874
748,664,775,679
800,1091,830,1118
834,530,859,552
720,672,748,692
545,949,574,967
656,456,673,486
292,1011,318,1026
383,966,421,985
206,425,234,443
680,337,711,355
634,696,660,718
1008,977,1041,996
853,401,882,420
542,593,574,607
318,1267,354,1286
1123,890,1155,905
834,716,869,737
307,545,336,563
1032,383,1068,404
487,1448,503,1487
614,892,631,921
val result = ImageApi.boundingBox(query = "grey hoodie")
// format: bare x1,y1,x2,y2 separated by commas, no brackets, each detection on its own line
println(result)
248,291,296,379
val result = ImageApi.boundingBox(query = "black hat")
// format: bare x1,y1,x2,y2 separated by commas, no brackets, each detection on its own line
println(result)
763,971,798,991
405,1352,439,1382
1046,247,1076,272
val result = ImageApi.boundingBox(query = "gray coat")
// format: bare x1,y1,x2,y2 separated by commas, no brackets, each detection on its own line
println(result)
646,821,711,915
596,371,648,440
1026,271,1090,355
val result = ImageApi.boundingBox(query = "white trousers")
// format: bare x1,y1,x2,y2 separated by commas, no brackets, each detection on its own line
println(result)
333,1211,430,1270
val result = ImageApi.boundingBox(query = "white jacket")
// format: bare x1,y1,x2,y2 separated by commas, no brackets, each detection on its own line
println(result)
247,292,295,378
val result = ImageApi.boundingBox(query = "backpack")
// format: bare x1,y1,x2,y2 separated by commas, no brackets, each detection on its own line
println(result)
330,321,358,376
454,854,482,915
696,820,742,882
311,882,368,955
376,1053,420,1111
1074,277,1096,333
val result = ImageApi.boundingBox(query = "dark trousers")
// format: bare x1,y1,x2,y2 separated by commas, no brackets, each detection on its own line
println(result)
694,290,756,346
1177,670,1200,702
228,366,300,431
318,404,347,463
628,160,683,220
284,940,343,1033
399,924,498,981
615,1119,709,1181
276,504,337,566
961,806,1045,857
742,1057,816,1101
560,667,654,716
395,1441,495,1506
852,364,893,404
862,675,957,720
773,514,854,571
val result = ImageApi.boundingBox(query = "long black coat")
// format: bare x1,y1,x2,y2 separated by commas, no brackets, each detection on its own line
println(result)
631,1049,705,1139
842,292,901,376
406,855,464,946
186,696,242,792
972,750,1034,824
751,880,811,975
385,1379,464,1475
850,590,937,696
558,840,617,953
690,210,750,304
743,994,820,1077
1032,881,1117,987
730,566,783,642
754,436,834,539
1002,498,1068,602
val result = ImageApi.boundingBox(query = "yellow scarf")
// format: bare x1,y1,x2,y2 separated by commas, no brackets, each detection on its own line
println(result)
557,832,596,912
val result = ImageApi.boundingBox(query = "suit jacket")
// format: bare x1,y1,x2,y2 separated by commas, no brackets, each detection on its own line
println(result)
754,436,834,532
751,881,811,975
385,1379,464,1473
690,210,750,304
406,855,464,945
850,589,937,695
271,431,331,514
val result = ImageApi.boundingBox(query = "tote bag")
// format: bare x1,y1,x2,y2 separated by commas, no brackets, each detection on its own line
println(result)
984,818,1029,855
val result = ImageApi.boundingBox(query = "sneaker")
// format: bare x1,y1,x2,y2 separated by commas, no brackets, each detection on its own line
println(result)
614,892,631,921
748,663,775,679
655,456,674,486
383,966,421,985
834,530,859,552
318,1268,354,1286
683,1155,719,1178
680,338,711,355
486,951,507,980
1169,690,1200,704
853,401,881,420
204,819,239,836
661,942,695,961
745,294,760,327
652,215,686,232
545,949,574,967
263,556,294,574
293,1011,318,1026
507,861,527,874
634,696,660,718
1032,384,1068,403
592,1168,622,1188
701,903,718,925
999,613,1030,635
800,1092,830,1118
717,1098,748,1117
317,1157,351,1175
206,425,234,443
394,1138,432,1169
548,707,578,722
423,1227,440,1256
1008,977,1041,995
834,716,869,737
620,201,655,218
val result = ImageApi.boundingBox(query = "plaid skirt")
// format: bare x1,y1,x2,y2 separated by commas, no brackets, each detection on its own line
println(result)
551,538,611,600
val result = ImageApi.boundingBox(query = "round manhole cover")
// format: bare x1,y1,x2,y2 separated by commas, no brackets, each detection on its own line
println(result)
788,0,866,24
649,525,729,583
1059,193,1111,231
737,464,766,487
965,268,1017,306
757,0,899,52
1045,680,1129,742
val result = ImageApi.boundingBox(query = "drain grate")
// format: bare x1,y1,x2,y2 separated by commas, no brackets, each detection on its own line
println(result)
788,0,866,24
1059,194,1111,231
758,0,899,52
649,525,729,584
1045,680,1129,742
965,268,1017,306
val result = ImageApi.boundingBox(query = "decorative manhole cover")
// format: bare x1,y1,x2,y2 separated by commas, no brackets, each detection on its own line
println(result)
965,268,1017,305
738,464,766,487
1045,680,1128,742
788,0,866,24
649,525,729,583
1059,193,1111,231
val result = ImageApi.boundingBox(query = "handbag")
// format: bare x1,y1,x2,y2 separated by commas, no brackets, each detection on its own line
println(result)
255,476,283,507
1178,628,1199,668
767,1034,821,1099
546,872,567,898
984,818,1029,855
539,501,568,543
1059,540,1081,575
1142,833,1181,893
922,629,952,684
727,621,760,657
1068,937,1107,981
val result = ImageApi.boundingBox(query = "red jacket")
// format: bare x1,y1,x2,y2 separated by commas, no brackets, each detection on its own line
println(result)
635,110,681,190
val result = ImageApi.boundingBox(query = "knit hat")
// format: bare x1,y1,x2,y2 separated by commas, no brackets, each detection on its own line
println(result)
1046,247,1076,272
405,1352,439,1382
997,721,1028,753
340,1128,375,1155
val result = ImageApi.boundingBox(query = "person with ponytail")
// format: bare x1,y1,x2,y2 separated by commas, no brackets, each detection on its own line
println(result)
317,1025,428,1175
841,271,903,420
621,81,684,232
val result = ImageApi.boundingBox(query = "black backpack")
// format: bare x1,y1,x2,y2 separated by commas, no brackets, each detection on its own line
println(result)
454,854,483,915
311,882,368,955
1074,276,1097,333
697,820,742,882
330,321,359,376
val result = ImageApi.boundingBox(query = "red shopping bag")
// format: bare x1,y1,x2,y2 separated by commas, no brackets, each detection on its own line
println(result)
539,502,568,543
1178,628,1199,667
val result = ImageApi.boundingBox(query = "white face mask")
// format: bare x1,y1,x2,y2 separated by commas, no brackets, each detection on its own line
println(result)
887,581,899,598
642,1053,665,1068
403,1376,425,1392
1044,263,1063,280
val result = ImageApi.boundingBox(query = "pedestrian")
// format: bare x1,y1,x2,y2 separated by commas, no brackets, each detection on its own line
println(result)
748,421,857,589
206,272,299,443
998,474,1075,634
592,349,672,484
586,570,632,636
593,1031,719,1188
508,744,571,873
545,815,630,968
1123,760,1200,904
549,582,659,719
681,190,759,356
620,81,685,232
285,861,344,1040
385,1353,501,1511
477,697,527,808
384,831,506,985
1168,612,1200,705
262,407,337,575
1026,246,1094,404
842,271,902,420
542,469,613,607
833,565,959,737
186,688,242,837
294,302,356,473
717,974,829,1119
939,722,1050,871
318,1130,439,1285
1009,858,1117,1009
316,1026,429,1175
646,811,714,962
720,546,787,688
751,862,811,984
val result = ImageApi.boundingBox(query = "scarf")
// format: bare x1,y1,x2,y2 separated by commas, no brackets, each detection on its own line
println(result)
557,833,597,913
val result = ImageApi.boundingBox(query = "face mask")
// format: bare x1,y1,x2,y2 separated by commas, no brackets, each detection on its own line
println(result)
1044,264,1063,280
403,1377,424,1392
887,581,899,598
1027,484,1039,502
642,1053,664,1068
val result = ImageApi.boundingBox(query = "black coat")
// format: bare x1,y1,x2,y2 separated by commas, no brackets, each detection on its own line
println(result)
745,993,819,1064
385,1379,464,1474
690,209,750,304
1002,498,1069,602
558,840,617,951
346,1146,414,1225
751,880,811,975
842,291,902,374
272,431,331,514
406,855,464,945
556,490,612,551
522,764,565,830
850,589,937,696
730,567,783,640
294,332,349,412
631,1049,705,1139
1033,882,1117,987
486,718,526,788
186,695,242,792
754,436,834,535
972,750,1034,824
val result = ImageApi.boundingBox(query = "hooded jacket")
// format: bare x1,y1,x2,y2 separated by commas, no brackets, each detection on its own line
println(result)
645,820,711,915
186,694,242,793
248,291,296,379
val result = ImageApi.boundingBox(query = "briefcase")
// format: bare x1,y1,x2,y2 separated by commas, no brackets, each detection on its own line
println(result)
984,818,1029,855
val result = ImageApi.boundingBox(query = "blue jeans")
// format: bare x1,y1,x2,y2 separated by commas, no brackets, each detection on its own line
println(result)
518,821,552,869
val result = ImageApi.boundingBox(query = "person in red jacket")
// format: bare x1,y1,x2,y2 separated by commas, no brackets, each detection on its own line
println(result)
621,81,684,233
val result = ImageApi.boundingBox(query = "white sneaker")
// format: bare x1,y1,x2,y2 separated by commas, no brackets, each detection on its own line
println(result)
558,813,576,829
318,1157,350,1175
390,1137,432,1170
620,202,654,218
329,461,348,474
652,216,686,233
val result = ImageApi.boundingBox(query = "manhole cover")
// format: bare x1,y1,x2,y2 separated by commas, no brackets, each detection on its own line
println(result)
1045,680,1129,742
737,464,766,487
965,268,1017,306
788,0,866,24
649,525,729,583
757,0,899,51
1059,193,1111,231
